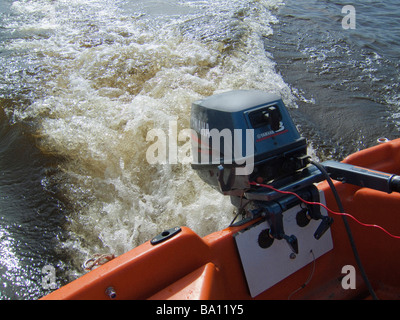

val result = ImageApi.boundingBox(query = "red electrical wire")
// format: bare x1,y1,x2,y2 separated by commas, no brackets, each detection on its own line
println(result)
249,181,400,240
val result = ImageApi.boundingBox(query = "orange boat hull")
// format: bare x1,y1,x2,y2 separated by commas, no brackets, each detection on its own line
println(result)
42,139,400,300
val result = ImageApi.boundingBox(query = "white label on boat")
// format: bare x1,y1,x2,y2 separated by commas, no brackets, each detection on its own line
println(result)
234,190,333,298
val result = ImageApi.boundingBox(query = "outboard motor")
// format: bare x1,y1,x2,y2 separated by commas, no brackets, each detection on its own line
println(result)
190,90,309,197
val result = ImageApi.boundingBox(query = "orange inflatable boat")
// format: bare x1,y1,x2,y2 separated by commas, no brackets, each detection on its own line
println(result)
42,91,400,300
42,139,400,301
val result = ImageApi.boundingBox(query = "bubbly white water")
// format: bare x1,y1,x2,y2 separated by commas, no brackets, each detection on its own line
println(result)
3,0,297,269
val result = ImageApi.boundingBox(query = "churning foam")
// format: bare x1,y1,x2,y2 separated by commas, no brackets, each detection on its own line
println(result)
6,0,295,269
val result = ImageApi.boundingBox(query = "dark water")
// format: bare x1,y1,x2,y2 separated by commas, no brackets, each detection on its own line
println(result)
0,109,69,299
266,0,400,160
0,0,399,299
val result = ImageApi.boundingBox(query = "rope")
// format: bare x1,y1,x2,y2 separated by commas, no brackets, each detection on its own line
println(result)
83,253,115,271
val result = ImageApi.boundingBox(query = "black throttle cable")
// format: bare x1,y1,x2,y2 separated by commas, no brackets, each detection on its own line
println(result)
310,160,378,300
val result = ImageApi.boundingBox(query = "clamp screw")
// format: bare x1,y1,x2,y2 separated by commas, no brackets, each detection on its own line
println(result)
105,287,117,299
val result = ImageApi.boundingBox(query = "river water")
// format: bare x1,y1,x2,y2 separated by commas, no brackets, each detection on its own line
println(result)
0,0,399,299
